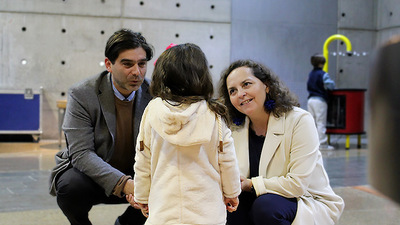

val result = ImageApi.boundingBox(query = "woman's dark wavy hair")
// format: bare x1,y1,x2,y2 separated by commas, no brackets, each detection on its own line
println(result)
150,43,228,120
218,59,299,126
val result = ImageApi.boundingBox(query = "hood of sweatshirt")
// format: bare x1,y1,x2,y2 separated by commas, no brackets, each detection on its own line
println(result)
145,97,216,146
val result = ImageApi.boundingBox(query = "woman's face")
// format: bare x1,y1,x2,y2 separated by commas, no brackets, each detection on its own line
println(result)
226,66,269,117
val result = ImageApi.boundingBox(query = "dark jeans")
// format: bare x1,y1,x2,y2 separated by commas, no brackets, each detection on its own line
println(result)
227,192,297,225
56,167,146,225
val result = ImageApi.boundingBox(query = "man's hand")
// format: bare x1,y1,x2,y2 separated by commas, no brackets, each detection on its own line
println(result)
126,194,149,217
125,193,141,209
123,179,134,195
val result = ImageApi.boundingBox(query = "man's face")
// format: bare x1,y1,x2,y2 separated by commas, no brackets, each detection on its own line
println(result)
105,47,147,97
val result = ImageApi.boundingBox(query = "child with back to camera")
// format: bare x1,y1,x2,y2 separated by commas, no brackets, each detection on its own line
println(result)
126,43,241,225
307,53,336,151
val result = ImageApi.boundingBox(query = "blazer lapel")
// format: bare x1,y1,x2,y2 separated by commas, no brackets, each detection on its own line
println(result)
233,118,251,177
258,113,285,175
133,80,152,142
98,73,116,141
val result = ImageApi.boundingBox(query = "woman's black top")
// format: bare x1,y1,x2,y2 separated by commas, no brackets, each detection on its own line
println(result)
248,127,265,178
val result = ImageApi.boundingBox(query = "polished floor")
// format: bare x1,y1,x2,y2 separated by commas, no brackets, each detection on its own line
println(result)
0,135,399,225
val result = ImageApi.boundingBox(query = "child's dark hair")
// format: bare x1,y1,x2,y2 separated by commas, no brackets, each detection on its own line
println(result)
150,43,228,120
311,54,326,68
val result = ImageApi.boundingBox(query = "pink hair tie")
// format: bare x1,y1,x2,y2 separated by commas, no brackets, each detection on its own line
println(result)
154,43,177,65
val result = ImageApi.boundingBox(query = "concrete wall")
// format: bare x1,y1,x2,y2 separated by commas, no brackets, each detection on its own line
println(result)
0,0,231,139
1,0,400,140
336,0,400,134
377,0,400,44
231,0,399,138
336,0,377,134
231,0,338,111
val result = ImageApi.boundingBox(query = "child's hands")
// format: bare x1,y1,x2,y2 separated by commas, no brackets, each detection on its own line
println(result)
224,196,239,213
125,194,140,209
125,194,149,217
139,203,149,218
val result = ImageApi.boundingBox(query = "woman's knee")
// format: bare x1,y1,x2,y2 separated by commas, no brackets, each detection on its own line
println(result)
252,196,280,222
251,194,297,225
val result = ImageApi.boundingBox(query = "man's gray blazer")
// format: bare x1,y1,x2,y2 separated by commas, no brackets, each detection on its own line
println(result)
49,71,152,196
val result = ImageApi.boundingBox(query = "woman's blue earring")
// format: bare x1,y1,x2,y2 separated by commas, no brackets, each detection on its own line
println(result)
264,92,275,111
264,100,275,111
233,116,245,126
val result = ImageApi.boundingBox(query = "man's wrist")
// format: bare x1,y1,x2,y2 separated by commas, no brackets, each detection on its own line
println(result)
123,178,134,195
112,175,132,198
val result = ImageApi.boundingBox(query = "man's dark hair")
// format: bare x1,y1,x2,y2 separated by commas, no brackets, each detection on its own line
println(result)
105,29,154,64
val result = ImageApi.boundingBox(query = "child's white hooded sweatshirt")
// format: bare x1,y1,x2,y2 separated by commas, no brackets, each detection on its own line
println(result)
134,97,241,225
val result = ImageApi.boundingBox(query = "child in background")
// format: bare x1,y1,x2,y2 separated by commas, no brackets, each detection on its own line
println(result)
127,43,241,225
307,53,336,150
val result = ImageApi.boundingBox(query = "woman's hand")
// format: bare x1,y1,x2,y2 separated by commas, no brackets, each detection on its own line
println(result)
240,175,253,192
